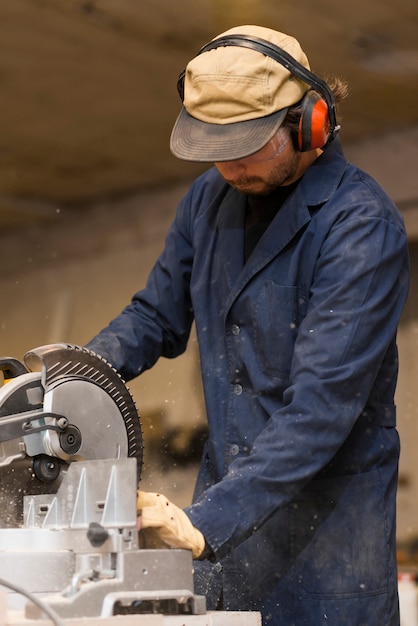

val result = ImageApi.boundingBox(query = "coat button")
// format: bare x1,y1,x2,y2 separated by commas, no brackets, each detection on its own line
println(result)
214,562,223,573
230,444,239,456
231,324,240,336
233,384,243,395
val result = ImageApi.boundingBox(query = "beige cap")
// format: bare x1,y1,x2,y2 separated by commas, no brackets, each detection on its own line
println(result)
170,25,311,162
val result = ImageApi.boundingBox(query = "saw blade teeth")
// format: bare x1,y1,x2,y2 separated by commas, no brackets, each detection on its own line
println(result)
22,343,144,480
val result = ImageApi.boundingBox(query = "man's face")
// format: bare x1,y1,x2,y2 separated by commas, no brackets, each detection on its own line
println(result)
214,127,302,195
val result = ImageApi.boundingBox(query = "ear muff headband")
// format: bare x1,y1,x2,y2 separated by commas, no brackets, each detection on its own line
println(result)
177,34,340,149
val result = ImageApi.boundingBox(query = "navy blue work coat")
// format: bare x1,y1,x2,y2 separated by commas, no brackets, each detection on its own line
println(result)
87,139,409,625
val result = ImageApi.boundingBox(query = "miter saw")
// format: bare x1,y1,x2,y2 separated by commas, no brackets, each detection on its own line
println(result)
0,343,206,620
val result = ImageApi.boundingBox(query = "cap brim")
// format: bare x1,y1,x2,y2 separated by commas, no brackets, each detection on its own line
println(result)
170,107,288,162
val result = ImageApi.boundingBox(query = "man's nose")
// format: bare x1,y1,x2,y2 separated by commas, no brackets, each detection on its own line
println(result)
215,160,245,177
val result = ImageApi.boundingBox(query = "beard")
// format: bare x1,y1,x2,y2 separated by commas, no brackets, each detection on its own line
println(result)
226,150,302,195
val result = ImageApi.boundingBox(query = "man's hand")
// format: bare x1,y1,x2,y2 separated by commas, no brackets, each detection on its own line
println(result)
137,491,205,559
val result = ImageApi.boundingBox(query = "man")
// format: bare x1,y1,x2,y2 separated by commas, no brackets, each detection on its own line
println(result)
86,25,409,625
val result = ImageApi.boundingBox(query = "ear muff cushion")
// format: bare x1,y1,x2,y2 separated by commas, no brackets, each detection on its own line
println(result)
298,94,330,151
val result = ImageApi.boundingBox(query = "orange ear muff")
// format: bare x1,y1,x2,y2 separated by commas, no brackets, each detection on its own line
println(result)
297,92,331,152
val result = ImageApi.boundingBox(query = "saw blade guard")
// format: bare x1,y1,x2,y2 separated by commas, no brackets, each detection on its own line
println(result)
0,343,143,527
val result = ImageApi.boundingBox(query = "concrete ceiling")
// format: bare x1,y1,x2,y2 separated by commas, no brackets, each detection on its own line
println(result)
1,0,418,231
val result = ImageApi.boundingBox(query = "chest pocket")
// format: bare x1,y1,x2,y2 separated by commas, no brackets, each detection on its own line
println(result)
252,282,306,380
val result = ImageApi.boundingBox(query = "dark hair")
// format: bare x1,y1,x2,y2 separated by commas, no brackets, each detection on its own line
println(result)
283,75,349,135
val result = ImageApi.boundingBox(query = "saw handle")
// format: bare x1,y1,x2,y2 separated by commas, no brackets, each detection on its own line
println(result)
0,357,28,380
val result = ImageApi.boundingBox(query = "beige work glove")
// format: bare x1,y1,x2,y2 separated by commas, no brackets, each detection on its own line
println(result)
137,491,205,559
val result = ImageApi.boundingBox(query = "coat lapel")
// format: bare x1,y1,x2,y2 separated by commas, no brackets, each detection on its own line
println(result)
215,187,247,291
222,185,312,311
244,185,312,273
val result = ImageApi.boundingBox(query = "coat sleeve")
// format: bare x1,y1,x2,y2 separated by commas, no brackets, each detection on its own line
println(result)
85,198,195,382
185,198,409,559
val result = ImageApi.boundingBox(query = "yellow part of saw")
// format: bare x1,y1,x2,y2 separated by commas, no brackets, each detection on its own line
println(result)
0,343,143,527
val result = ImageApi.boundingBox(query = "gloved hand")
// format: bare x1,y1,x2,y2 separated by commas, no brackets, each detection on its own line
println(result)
137,491,206,559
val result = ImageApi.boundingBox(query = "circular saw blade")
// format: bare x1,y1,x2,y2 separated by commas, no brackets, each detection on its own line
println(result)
24,344,143,481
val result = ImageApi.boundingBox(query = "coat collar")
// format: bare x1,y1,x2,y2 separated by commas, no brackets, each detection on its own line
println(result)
300,137,347,206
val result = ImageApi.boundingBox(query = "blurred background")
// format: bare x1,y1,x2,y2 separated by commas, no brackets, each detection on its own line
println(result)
0,0,418,558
